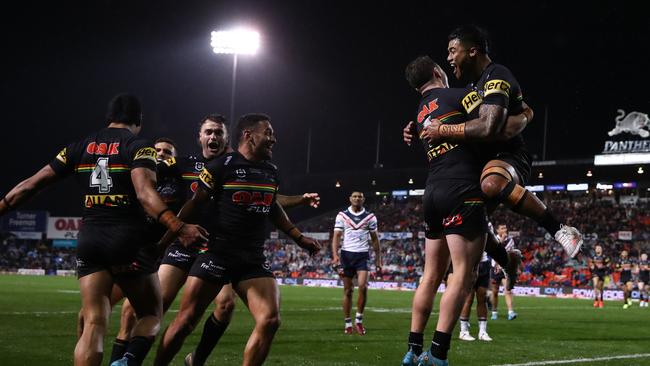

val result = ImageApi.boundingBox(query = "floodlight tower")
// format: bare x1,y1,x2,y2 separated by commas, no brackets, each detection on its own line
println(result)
210,29,260,131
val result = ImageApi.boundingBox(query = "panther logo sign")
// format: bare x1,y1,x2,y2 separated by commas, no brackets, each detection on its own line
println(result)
608,109,649,138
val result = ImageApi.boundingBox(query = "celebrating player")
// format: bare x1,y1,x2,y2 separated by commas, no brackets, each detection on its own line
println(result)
616,250,634,309
154,113,321,366
0,94,208,366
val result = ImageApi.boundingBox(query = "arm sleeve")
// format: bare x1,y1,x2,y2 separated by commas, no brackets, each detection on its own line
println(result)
198,156,225,193
334,213,345,231
481,66,519,109
48,142,78,178
129,139,157,171
368,215,378,232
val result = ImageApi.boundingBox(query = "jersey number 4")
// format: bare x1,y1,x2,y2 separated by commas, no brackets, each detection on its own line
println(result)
90,157,113,193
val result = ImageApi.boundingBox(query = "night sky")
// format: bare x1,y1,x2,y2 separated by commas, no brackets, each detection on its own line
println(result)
2,1,648,215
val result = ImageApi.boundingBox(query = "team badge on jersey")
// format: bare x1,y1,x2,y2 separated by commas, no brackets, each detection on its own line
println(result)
195,162,204,171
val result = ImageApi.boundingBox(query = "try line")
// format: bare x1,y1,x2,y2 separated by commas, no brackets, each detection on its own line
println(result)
492,353,650,366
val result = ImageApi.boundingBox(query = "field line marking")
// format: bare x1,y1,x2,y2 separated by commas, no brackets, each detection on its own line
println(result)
492,353,650,366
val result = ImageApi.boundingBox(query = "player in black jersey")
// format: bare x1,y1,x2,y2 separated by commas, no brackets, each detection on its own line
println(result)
154,114,321,366
637,253,649,307
616,250,635,309
413,26,583,261
0,94,207,366
590,244,609,308
401,56,488,366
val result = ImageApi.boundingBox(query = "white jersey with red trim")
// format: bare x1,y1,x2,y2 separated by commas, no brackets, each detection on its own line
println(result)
334,206,378,253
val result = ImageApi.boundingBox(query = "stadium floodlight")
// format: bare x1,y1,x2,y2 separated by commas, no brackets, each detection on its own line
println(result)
639,167,645,174
210,30,260,54
210,28,260,131
586,170,593,177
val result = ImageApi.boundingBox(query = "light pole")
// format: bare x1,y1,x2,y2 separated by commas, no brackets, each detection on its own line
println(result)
210,29,260,132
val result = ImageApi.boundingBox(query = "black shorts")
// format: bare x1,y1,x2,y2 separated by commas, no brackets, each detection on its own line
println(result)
76,223,157,278
188,251,273,286
474,261,491,289
160,242,208,272
591,268,608,280
493,149,532,186
491,266,505,283
620,270,633,284
639,271,649,284
340,250,369,278
423,180,488,239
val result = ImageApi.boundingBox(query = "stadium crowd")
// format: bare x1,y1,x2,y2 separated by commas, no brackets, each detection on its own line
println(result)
2,192,649,288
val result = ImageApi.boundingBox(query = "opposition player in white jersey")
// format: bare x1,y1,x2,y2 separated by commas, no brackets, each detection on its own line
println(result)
331,191,381,335
490,224,518,320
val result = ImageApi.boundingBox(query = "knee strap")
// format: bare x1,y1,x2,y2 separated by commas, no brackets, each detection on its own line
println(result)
498,180,527,207
480,166,513,183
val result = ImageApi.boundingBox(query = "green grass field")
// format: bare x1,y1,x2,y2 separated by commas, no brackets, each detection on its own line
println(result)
0,275,648,366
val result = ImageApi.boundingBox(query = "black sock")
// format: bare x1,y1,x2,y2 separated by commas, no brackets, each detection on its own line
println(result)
537,209,561,234
408,332,424,356
193,313,230,366
109,338,129,363
430,331,451,360
485,233,509,268
124,336,154,366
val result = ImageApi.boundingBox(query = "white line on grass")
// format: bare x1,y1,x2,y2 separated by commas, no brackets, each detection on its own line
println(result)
492,353,650,366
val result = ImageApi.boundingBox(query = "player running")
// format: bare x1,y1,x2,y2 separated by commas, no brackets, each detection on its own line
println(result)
331,191,381,335
589,244,609,308
154,113,321,366
455,251,492,342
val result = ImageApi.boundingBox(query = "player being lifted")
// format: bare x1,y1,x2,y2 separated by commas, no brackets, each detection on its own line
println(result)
616,250,634,309
589,244,610,308
637,253,649,307
331,191,381,335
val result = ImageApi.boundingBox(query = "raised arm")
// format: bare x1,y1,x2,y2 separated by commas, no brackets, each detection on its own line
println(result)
0,165,59,216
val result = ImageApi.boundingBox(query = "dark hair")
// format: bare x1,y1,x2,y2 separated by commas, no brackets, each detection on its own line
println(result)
405,56,439,90
154,137,177,148
448,25,490,54
199,114,227,129
234,113,271,145
106,93,142,126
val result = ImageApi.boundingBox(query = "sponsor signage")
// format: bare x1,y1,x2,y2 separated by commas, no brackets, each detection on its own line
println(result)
618,231,633,241
378,232,413,240
47,217,82,239
53,239,77,248
525,185,544,192
408,189,425,196
613,182,636,189
567,183,588,191
1,211,48,240
545,184,566,191
391,190,408,196
595,109,650,165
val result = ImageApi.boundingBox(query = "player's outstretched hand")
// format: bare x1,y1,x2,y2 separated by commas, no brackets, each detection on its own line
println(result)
297,236,321,256
301,193,321,208
178,224,209,247
420,119,442,144
403,121,417,146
